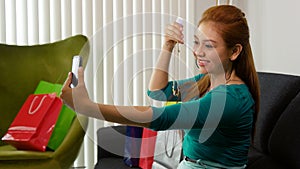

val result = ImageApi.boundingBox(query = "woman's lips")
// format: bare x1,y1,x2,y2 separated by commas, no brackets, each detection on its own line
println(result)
198,59,210,67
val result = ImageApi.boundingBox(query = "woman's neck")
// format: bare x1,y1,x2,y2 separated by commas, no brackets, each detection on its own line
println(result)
209,70,243,90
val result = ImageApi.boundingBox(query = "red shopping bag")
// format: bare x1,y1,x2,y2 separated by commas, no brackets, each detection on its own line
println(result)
139,128,157,169
2,93,62,151
139,102,181,169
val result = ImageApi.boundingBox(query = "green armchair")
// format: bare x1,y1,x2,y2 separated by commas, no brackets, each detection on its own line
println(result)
0,35,89,169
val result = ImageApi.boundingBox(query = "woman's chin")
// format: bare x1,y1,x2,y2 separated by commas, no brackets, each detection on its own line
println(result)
198,67,208,74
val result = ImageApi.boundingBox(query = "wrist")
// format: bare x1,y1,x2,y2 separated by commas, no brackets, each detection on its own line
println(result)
74,98,94,114
163,42,175,52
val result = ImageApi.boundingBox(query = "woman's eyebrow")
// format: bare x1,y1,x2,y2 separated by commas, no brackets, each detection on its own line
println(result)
203,39,217,44
194,35,217,43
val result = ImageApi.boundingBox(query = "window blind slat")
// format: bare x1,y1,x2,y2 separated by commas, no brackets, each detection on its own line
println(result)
92,0,103,104
38,0,50,43
123,0,133,106
71,0,82,35
5,0,16,44
102,0,115,127
27,0,38,44
152,0,162,68
113,0,124,106
142,0,152,105
16,0,27,44
61,0,71,38
186,0,196,78
50,0,61,42
0,0,5,42
133,0,143,106
82,0,92,37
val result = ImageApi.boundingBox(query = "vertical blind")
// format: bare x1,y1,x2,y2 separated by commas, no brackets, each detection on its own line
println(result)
0,0,203,168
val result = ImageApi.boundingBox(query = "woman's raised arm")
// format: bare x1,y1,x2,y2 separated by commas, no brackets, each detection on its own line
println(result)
148,22,184,91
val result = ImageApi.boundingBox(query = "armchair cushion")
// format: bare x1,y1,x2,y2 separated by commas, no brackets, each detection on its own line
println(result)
0,145,52,160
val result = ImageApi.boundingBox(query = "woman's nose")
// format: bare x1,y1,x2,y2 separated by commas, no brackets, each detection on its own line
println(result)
193,45,204,58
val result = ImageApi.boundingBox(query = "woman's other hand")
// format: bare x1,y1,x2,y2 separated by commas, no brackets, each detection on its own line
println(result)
60,67,92,115
164,22,184,50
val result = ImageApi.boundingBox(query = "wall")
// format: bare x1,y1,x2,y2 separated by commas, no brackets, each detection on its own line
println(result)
242,0,300,76
195,0,300,76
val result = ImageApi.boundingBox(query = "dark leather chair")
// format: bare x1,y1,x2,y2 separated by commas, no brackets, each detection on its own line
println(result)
247,72,300,169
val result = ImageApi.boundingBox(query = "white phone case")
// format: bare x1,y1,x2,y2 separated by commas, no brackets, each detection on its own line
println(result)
71,55,82,88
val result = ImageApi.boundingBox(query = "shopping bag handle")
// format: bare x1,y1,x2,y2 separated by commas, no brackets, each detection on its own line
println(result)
28,95,47,115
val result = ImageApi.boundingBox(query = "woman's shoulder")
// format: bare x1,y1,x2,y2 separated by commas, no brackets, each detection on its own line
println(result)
226,84,252,98
211,84,254,104
208,84,254,122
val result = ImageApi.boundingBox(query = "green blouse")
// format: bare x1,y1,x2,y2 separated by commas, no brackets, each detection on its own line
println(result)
148,74,254,166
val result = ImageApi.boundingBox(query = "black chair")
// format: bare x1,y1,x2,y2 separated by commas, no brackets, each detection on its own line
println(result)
247,72,300,169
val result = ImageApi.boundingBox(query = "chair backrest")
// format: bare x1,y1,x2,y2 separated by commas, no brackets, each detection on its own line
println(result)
97,125,127,159
253,72,300,153
268,91,300,168
0,35,89,145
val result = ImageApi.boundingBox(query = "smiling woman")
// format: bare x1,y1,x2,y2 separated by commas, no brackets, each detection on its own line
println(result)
0,0,198,168
60,5,259,169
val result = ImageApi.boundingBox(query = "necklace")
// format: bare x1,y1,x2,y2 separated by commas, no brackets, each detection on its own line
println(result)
226,78,242,84
209,78,242,91
164,130,177,158
172,42,180,97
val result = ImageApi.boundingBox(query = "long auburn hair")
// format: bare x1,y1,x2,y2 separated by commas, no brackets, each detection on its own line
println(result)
182,5,260,138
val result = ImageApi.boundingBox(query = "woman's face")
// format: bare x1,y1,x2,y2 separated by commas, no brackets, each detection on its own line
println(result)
193,21,232,75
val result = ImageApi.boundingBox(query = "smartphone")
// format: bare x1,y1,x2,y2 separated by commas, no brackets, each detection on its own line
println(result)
70,55,82,88
176,17,183,25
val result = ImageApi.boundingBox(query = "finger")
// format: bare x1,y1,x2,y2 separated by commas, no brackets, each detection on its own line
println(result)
170,23,184,35
166,24,182,35
173,22,183,30
78,66,85,85
165,28,184,43
167,24,184,40
62,72,72,89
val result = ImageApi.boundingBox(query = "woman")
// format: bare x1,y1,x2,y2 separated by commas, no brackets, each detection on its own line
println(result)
61,5,259,169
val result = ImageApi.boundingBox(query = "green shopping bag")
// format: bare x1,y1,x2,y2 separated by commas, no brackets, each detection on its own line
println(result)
34,81,76,150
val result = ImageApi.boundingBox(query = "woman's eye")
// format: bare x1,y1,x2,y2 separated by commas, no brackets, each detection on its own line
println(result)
205,44,214,48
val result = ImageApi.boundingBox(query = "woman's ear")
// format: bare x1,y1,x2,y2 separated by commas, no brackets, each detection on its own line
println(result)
230,44,243,61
